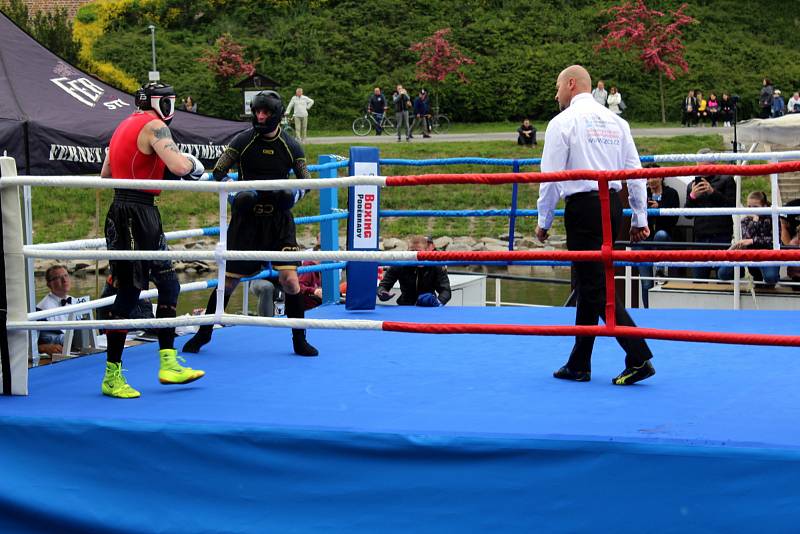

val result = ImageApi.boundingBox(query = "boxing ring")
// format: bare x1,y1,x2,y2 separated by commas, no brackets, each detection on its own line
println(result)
2,153,800,531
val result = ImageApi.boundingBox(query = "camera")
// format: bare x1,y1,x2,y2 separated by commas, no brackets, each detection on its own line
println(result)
694,176,703,185
731,94,740,106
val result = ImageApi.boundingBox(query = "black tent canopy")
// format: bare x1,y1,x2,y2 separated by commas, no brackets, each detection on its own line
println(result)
0,12,246,175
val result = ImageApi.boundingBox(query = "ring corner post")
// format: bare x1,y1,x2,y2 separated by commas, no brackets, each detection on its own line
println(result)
345,147,380,310
318,154,340,305
0,157,30,395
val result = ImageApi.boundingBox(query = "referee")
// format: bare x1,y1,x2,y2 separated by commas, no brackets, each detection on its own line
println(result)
535,65,655,386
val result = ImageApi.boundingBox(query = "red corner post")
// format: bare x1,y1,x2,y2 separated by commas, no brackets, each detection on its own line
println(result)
597,180,616,328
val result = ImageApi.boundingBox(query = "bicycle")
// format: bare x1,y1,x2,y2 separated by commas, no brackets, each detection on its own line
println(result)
410,106,451,135
281,115,295,138
352,111,397,136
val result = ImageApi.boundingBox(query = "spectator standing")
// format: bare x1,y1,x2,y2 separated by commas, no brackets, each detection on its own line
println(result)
517,118,537,147
771,89,785,118
718,191,779,287
787,92,800,113
367,87,387,135
684,148,736,279
591,80,607,107
377,235,451,306
707,93,720,127
682,89,697,126
637,167,680,308
759,78,774,119
181,96,197,113
285,87,314,143
720,93,734,127
606,86,623,115
393,84,412,142
36,265,75,357
413,89,432,138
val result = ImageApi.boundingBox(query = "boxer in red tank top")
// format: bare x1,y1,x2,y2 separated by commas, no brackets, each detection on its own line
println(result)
98,81,206,399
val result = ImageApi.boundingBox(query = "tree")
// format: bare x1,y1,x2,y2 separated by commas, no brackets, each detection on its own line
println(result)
1,0,80,64
595,0,696,123
198,34,256,81
409,28,475,110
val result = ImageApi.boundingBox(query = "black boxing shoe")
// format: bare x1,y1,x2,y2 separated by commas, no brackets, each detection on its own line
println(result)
182,330,212,354
293,338,319,357
612,360,655,386
553,365,591,382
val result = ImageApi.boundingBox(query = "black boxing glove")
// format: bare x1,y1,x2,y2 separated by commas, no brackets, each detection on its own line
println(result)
276,189,307,210
232,190,258,213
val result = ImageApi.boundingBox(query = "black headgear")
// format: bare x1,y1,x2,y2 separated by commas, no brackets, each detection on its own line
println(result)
135,82,176,124
250,90,284,134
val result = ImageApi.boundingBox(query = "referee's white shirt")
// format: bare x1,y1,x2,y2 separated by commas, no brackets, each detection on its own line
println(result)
537,92,648,231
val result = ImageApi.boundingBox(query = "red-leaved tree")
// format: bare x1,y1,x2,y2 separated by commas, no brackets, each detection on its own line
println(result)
198,34,256,82
409,28,475,110
595,0,696,122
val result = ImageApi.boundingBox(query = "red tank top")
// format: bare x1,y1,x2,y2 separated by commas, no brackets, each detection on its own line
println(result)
108,112,166,195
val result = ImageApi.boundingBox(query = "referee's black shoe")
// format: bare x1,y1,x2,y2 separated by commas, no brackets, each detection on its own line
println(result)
553,366,590,382
612,360,655,386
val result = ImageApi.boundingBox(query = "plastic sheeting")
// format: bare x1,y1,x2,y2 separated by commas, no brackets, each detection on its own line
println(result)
737,114,800,147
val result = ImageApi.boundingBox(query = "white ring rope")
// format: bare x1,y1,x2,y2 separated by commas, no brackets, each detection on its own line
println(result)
650,150,800,163
10,314,383,332
25,249,420,262
28,228,210,250
0,175,387,192
27,281,211,321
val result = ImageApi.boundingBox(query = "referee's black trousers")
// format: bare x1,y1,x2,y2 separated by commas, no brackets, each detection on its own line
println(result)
564,191,653,372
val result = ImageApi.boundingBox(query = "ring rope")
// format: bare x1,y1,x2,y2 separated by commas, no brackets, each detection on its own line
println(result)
10,315,800,348
23,248,800,263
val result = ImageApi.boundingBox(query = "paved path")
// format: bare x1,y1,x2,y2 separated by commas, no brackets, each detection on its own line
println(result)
305,126,732,145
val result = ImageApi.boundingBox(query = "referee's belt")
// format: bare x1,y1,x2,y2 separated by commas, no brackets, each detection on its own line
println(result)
565,189,620,202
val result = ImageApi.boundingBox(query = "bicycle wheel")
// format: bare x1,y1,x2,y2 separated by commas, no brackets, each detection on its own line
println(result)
382,116,397,136
432,115,450,134
352,117,371,136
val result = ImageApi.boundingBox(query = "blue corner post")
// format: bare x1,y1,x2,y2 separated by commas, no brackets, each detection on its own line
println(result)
345,146,380,310
507,160,520,251
318,155,340,305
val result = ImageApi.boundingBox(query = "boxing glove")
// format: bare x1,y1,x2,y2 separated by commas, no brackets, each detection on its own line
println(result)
416,292,442,307
181,153,205,181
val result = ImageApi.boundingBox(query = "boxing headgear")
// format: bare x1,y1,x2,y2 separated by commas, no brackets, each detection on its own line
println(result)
135,82,177,124
250,90,284,134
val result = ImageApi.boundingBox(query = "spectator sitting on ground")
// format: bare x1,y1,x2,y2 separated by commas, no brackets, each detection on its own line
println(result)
517,118,537,147
718,191,780,287
36,264,76,356
637,165,680,308
377,235,451,306
720,93,734,127
684,148,736,279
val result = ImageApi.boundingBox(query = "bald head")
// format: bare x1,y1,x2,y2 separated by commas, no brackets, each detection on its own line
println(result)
555,65,592,110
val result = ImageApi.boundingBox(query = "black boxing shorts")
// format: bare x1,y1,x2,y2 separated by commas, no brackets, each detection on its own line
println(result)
105,190,176,290
225,195,300,278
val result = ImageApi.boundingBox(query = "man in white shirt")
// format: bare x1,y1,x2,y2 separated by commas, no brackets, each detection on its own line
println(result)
591,80,607,107
36,264,75,356
285,87,315,143
535,64,655,386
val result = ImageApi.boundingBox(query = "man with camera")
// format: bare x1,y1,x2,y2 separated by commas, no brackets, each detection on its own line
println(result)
392,84,412,142
684,148,736,279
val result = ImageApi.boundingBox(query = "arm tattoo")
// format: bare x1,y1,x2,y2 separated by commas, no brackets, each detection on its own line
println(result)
294,158,311,181
153,126,173,141
212,148,238,181
163,142,181,154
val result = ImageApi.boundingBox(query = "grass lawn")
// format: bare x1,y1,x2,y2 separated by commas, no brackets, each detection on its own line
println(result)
32,133,749,245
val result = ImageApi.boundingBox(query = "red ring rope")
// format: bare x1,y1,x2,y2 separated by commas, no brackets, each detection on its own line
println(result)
386,161,800,186
398,160,800,348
